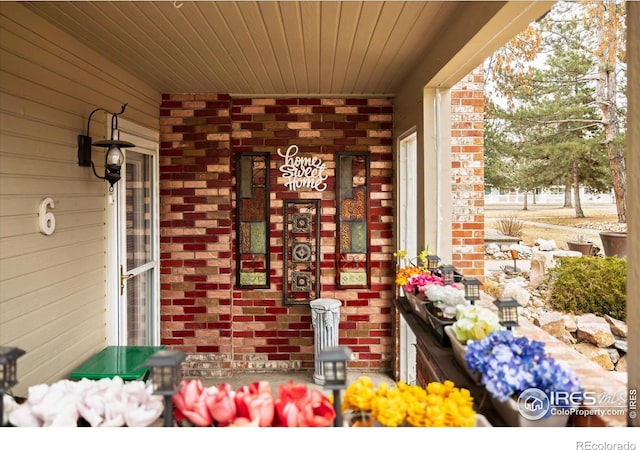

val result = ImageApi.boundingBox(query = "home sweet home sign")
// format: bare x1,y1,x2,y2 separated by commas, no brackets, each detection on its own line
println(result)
277,145,328,192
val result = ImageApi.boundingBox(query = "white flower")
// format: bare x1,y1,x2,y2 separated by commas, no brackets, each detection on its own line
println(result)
8,376,163,427
2,394,19,426
425,284,467,319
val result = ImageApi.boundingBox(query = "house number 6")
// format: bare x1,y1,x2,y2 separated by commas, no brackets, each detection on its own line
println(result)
39,197,56,235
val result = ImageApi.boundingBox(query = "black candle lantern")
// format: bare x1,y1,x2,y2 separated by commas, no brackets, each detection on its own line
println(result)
494,297,520,330
143,350,186,427
0,346,25,427
462,277,483,304
318,346,352,427
440,264,456,285
426,254,440,271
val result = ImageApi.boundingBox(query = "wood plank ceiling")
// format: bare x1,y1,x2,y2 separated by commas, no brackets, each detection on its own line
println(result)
22,1,552,96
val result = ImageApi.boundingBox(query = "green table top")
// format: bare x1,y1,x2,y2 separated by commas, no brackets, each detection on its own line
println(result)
69,345,166,381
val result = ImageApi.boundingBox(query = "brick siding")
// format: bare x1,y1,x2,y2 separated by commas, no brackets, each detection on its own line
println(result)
160,95,397,376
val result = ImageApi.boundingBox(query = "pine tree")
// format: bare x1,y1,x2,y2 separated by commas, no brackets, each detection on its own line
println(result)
484,0,626,221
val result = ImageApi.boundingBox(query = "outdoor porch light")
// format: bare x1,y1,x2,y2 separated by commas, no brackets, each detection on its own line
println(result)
440,264,457,285
426,254,440,271
318,346,352,427
494,297,520,330
143,350,186,427
0,346,25,427
77,103,134,191
462,277,483,304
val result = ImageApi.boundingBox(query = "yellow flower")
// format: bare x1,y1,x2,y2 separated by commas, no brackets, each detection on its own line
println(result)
344,377,475,427
342,376,376,412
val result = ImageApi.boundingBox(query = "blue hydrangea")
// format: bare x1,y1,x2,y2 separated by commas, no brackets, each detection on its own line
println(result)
465,329,584,403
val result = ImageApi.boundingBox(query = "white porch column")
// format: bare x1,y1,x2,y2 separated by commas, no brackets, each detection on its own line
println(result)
423,87,453,261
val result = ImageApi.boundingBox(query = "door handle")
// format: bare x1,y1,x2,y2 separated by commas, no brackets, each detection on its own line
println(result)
120,265,134,295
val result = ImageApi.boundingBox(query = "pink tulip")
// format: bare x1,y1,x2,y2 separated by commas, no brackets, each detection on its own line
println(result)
274,399,299,426
296,390,335,427
172,379,213,427
206,383,237,426
277,380,309,404
274,381,335,427
230,416,260,427
235,382,275,427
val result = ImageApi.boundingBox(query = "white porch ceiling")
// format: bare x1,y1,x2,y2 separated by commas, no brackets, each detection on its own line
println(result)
23,1,553,96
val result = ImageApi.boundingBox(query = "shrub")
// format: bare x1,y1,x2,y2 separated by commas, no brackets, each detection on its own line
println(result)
497,215,524,238
546,256,626,321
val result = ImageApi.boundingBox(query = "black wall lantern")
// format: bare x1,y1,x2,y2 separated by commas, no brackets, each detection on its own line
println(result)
77,103,134,191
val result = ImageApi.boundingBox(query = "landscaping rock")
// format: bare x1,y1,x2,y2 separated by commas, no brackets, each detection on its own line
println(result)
576,314,616,348
604,314,627,338
616,355,627,372
606,348,620,365
500,279,530,307
614,337,628,353
485,243,500,255
562,313,577,333
534,311,576,345
493,251,507,259
573,342,615,371
534,239,557,251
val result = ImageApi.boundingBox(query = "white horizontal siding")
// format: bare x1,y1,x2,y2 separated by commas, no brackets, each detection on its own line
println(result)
0,3,160,394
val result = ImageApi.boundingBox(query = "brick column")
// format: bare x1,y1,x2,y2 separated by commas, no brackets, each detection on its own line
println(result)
451,66,486,279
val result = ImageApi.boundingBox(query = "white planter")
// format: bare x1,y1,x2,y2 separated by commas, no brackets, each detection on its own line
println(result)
444,326,481,385
490,395,569,427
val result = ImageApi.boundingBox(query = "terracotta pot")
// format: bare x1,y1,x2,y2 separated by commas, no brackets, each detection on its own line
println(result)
599,231,626,257
566,241,593,256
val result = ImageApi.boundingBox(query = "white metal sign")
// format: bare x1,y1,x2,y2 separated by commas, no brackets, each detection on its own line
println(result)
277,145,328,192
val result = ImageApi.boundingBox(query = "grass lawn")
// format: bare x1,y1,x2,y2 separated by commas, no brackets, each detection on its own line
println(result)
485,203,621,250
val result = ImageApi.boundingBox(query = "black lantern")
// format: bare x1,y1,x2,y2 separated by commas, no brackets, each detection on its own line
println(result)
0,346,25,427
426,254,440,271
440,264,457,285
77,103,134,191
462,277,483,304
494,297,520,330
318,346,352,427
143,350,186,427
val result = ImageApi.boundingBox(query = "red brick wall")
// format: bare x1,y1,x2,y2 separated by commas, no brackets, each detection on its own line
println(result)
159,93,234,376
160,95,395,377
451,67,485,279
